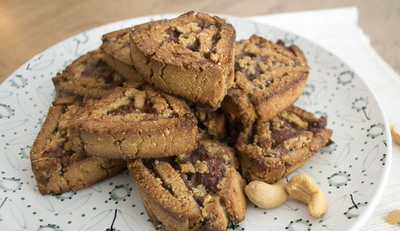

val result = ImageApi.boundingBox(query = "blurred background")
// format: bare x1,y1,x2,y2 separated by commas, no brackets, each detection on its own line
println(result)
0,0,399,82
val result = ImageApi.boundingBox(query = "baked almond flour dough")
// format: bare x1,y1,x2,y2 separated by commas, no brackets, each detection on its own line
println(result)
30,97,126,195
130,11,236,111
52,49,125,99
236,106,333,184
69,83,199,159
100,28,144,83
222,35,310,126
128,139,247,231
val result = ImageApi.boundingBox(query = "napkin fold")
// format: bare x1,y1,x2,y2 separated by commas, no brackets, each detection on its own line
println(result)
247,7,400,231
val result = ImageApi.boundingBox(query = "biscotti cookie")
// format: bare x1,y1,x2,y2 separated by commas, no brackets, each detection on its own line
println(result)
130,11,236,110
127,139,247,231
69,83,199,159
236,106,332,184
100,28,144,83
222,34,310,126
52,49,126,99
30,97,126,195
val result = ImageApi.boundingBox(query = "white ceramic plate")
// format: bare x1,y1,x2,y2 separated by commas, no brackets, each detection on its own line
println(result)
0,14,391,231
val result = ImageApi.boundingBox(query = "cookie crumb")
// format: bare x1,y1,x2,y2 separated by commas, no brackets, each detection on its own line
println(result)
386,210,400,225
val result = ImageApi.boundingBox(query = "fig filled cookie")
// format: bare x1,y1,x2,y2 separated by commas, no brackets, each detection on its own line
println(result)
222,35,310,126
130,11,236,110
236,106,333,184
52,49,125,99
30,97,126,195
127,139,247,231
69,83,199,159
100,28,144,83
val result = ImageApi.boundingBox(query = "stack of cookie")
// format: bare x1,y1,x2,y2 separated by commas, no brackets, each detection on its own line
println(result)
30,11,332,231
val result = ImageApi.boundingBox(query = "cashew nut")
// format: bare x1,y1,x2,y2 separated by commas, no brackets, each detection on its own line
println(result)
245,179,288,209
386,210,400,225
390,125,400,145
286,173,327,217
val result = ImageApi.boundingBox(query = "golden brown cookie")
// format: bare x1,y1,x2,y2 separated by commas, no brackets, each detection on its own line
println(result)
127,139,246,231
236,106,333,184
30,97,126,195
52,49,126,99
222,34,310,125
100,28,144,83
69,83,199,159
130,11,236,110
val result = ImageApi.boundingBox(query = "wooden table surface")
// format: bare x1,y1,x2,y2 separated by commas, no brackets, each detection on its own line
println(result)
0,0,399,84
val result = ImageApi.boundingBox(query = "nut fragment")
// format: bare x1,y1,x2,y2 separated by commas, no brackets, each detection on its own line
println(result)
245,179,288,209
386,210,400,225
390,125,400,145
286,173,327,217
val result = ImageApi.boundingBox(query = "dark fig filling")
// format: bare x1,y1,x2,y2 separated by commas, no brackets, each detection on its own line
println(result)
143,145,228,207
247,112,327,158
42,106,88,165
270,119,299,146
107,96,177,120
235,53,270,81
309,116,327,135
108,103,143,116
165,27,181,43
81,60,114,83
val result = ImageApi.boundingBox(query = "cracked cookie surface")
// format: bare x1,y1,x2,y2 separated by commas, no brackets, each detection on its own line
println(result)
69,83,199,159
127,139,246,231
236,106,333,184
30,97,126,195
100,28,144,83
52,49,125,99
130,11,236,110
222,34,310,125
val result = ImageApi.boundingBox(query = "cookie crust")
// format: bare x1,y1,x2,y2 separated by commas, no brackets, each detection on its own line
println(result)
130,11,236,110
128,139,246,231
30,97,126,195
52,49,125,99
100,28,144,83
222,35,310,125
70,84,199,159
236,106,333,184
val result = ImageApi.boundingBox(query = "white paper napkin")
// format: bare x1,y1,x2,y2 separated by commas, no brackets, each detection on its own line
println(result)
247,7,400,230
